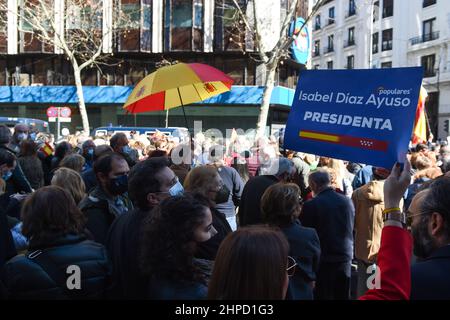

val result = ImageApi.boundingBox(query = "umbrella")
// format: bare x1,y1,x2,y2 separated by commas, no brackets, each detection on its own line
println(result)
123,62,234,127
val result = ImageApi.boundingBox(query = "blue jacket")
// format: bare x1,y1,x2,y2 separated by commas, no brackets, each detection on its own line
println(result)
411,245,450,300
300,188,355,263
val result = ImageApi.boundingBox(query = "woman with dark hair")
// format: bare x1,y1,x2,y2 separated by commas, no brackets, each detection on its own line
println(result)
261,183,321,300
50,141,72,171
208,226,294,300
184,166,232,260
231,156,250,184
1,186,111,299
140,194,217,300
18,140,44,190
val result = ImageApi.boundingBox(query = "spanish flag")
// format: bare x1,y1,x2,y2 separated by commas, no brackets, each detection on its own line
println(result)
412,86,428,144
40,142,54,157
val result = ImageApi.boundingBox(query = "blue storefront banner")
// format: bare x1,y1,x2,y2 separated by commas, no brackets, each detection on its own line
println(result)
284,68,423,169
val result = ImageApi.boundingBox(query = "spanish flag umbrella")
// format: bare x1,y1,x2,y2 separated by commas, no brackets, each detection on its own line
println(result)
123,62,234,126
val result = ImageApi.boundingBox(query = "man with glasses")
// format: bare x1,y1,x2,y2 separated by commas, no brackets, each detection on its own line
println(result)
106,157,182,299
408,177,450,299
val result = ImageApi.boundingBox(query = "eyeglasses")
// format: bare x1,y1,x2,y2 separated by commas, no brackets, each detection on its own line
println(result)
406,210,426,226
286,256,297,277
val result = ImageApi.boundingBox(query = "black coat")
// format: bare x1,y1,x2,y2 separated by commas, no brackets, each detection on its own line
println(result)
79,186,133,245
282,221,321,300
106,208,150,299
81,168,97,193
1,234,111,299
0,146,33,194
238,175,279,226
411,245,450,300
0,207,16,268
300,188,355,263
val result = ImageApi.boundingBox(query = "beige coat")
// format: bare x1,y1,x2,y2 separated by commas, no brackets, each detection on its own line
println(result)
352,180,385,264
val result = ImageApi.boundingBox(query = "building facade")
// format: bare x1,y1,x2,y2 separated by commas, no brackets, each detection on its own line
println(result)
0,0,310,134
311,0,450,139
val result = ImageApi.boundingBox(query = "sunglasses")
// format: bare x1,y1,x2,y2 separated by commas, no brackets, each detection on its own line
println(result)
286,256,297,277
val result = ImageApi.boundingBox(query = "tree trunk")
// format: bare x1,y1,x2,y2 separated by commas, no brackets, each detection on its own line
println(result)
73,63,90,135
255,65,277,139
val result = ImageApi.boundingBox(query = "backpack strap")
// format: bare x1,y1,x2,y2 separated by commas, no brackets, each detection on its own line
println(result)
27,250,71,298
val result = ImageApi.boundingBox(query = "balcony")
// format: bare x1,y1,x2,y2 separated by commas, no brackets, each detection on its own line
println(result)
410,31,440,45
382,41,393,51
345,9,356,18
324,46,334,54
344,40,355,48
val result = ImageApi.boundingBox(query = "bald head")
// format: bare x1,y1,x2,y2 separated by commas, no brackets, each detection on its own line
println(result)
408,189,429,215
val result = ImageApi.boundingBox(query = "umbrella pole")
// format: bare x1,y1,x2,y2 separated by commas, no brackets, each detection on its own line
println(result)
176,88,189,129
182,105,188,129
165,109,169,128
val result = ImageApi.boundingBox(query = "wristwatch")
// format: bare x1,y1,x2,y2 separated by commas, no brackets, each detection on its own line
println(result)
383,211,407,228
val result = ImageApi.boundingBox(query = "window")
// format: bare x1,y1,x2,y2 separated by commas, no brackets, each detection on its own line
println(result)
423,18,436,41
372,32,379,54
423,0,436,7
314,40,320,56
165,0,204,51
0,8,6,53
373,1,380,22
381,62,392,68
315,15,321,30
421,54,436,77
327,61,333,69
327,34,334,52
119,0,152,52
328,7,335,25
347,55,355,69
193,0,203,50
382,0,393,18
314,65,320,70
347,27,355,46
348,0,356,16
215,0,245,51
382,28,393,51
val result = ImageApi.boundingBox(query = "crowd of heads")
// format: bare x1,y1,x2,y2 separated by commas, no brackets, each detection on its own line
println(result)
2,120,450,300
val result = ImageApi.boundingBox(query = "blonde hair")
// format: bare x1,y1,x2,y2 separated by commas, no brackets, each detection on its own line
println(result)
328,158,346,190
184,166,219,198
51,167,86,205
59,153,85,173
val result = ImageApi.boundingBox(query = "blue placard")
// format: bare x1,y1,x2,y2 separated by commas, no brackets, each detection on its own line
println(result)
284,68,423,169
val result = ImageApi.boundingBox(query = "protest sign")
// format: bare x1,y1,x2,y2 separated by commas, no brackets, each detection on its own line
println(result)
284,67,423,169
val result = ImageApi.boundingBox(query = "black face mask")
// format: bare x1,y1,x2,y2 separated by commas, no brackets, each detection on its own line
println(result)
108,175,128,195
215,185,230,204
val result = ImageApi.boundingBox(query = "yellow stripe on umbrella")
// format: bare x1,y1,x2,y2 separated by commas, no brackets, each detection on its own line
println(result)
123,63,234,114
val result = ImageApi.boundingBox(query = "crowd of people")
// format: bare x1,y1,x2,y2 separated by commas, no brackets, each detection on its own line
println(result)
1,122,450,300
